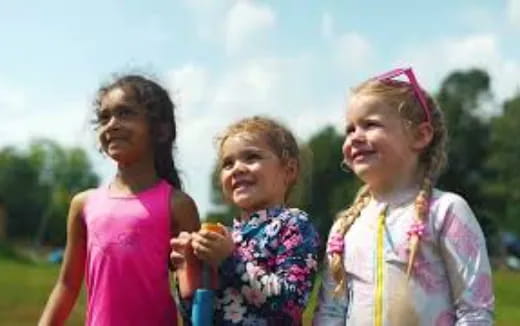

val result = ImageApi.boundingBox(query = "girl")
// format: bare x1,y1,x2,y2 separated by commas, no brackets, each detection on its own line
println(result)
313,67,494,325
171,116,320,325
39,74,200,325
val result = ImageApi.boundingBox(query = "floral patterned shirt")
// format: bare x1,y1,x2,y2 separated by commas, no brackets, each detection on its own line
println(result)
313,188,494,326
216,206,320,326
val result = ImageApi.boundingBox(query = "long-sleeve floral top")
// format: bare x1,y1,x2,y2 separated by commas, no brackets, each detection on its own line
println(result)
216,206,320,325
313,188,494,326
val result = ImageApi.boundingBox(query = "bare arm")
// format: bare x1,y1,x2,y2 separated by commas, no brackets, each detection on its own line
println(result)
170,190,201,299
38,191,90,326
170,190,200,237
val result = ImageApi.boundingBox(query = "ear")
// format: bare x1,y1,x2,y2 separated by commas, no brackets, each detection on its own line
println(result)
284,158,298,185
411,122,433,151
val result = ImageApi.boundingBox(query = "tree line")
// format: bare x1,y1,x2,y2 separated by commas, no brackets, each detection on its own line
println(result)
1,68,519,255
207,68,520,256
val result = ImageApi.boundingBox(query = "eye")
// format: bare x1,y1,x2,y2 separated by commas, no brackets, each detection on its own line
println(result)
221,158,234,170
345,125,355,135
245,152,261,162
362,119,381,129
96,110,110,125
118,106,138,119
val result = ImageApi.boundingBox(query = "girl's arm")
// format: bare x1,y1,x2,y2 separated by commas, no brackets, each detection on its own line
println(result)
438,194,494,324
38,191,90,326
170,190,201,299
312,261,348,325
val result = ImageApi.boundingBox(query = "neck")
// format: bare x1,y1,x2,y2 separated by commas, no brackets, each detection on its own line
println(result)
114,157,159,192
369,168,424,203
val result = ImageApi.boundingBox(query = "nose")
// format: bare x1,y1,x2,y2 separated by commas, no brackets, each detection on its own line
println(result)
347,126,365,144
230,160,247,176
105,114,121,130
342,127,364,157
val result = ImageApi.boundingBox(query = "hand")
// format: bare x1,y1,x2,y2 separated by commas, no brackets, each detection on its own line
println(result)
169,231,192,270
191,225,234,268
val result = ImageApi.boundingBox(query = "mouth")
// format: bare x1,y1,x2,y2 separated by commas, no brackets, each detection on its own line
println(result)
351,149,376,162
106,136,127,145
232,179,254,192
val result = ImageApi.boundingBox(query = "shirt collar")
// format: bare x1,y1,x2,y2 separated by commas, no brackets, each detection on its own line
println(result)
234,205,286,228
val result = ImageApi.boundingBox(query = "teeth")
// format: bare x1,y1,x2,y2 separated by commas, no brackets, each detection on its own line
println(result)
233,181,251,190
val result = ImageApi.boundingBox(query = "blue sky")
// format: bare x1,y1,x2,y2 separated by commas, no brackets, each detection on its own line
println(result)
1,0,519,217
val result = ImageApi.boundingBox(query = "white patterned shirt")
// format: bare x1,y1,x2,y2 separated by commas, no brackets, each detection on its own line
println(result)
313,188,494,326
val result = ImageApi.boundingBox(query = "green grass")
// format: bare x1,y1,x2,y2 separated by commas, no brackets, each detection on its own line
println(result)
0,253,518,326
493,270,520,325
0,258,85,325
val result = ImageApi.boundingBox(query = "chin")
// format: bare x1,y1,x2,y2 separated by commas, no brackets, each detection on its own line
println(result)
233,197,259,212
353,166,378,183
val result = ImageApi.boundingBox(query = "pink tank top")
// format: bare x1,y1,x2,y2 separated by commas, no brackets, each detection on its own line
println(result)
82,180,178,326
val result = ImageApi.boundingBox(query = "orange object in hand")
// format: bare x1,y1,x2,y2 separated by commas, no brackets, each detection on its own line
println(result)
176,223,226,298
200,222,226,290
201,222,226,235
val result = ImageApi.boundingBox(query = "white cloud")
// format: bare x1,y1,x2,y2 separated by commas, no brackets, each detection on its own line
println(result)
5,100,92,147
0,83,26,115
166,55,345,216
507,0,520,29
214,59,281,110
167,65,210,108
225,1,276,54
321,12,334,39
335,32,374,71
399,33,520,103
0,82,91,148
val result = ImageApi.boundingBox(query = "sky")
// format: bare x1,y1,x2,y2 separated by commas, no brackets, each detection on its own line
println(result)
1,0,519,218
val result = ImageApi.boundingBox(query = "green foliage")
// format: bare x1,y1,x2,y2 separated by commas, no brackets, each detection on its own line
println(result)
486,94,520,234
301,126,360,246
436,69,498,246
0,139,99,246
202,68,519,255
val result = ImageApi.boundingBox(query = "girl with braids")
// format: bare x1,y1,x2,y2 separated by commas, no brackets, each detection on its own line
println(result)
171,116,320,325
313,67,494,325
39,74,200,326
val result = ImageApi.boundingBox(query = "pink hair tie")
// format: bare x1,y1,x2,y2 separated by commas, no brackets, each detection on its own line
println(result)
326,232,344,255
407,222,427,239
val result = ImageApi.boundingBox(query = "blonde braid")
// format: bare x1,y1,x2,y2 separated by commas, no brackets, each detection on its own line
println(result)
407,176,432,277
407,95,448,277
329,185,371,295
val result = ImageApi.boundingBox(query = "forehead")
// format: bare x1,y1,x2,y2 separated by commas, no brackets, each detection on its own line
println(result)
346,94,398,122
100,87,136,109
220,133,273,155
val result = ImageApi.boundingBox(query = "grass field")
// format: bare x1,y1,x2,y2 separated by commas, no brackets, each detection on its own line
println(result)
1,252,519,325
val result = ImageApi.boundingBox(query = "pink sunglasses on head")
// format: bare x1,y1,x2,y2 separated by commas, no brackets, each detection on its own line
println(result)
373,67,431,123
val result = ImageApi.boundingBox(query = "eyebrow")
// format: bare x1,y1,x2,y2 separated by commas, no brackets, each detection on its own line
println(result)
221,147,266,160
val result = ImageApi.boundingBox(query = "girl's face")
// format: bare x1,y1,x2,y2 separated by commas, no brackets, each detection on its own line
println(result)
219,133,295,216
97,87,154,164
342,94,422,192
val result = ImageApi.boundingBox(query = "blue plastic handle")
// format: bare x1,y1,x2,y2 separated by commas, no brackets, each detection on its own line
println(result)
191,288,215,326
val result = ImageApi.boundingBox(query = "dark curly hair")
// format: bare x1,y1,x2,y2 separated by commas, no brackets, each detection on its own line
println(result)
94,74,182,189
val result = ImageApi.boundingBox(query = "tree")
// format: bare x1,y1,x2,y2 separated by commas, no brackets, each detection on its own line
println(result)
205,163,237,226
486,94,520,234
301,126,360,245
203,69,511,255
436,69,497,242
0,139,99,245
